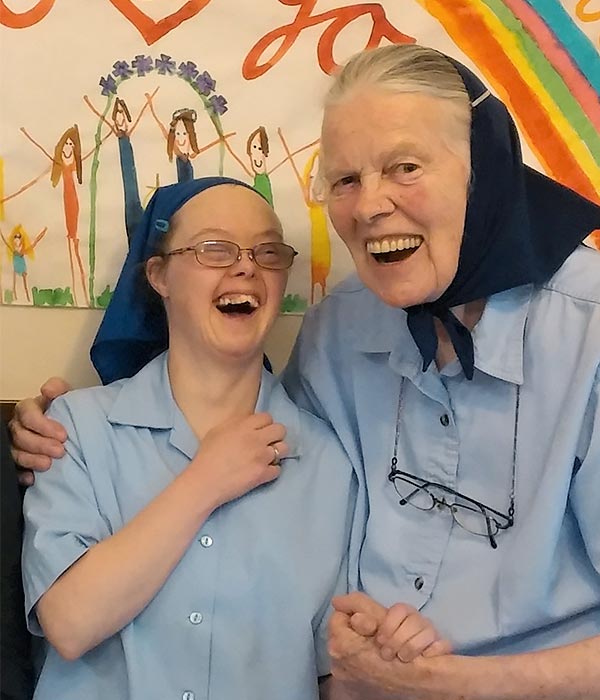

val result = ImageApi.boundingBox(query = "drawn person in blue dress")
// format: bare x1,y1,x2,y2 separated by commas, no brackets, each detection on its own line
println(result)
84,94,155,247
145,95,200,183
1,224,47,303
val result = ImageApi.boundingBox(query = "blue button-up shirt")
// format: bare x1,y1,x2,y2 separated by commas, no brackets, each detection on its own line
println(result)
283,245,600,655
23,353,355,700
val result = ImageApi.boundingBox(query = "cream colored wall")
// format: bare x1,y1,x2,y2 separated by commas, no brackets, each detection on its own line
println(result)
0,306,302,401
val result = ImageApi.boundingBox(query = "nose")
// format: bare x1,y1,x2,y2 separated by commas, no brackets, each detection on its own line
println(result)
229,249,257,277
353,175,395,224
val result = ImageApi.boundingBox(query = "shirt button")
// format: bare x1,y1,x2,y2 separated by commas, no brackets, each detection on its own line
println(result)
414,576,425,591
188,612,203,625
199,535,213,548
182,692,195,700
440,414,450,427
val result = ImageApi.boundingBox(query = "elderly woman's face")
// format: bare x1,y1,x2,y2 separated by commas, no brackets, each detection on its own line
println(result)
321,88,470,308
147,185,288,364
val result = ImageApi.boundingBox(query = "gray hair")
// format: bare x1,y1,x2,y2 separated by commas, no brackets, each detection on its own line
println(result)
317,45,472,198
325,44,469,110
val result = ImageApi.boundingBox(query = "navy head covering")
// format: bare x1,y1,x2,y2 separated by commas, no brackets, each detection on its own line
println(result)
91,176,269,384
405,56,600,379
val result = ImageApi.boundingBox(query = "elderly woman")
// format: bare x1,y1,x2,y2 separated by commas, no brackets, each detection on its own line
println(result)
12,46,600,698
281,45,600,698
20,177,362,700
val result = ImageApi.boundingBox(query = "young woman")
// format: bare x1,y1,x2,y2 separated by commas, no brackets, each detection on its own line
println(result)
21,176,446,700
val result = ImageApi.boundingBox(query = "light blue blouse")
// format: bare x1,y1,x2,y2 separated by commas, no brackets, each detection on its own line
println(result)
23,353,355,700
283,245,600,655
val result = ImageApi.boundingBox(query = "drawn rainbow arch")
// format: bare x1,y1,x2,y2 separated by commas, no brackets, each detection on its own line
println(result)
419,0,600,210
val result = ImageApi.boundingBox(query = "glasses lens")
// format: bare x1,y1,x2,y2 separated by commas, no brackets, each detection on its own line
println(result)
254,242,297,270
450,501,499,537
195,241,237,267
392,477,435,511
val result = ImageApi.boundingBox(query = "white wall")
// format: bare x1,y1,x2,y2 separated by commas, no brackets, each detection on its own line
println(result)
0,306,302,400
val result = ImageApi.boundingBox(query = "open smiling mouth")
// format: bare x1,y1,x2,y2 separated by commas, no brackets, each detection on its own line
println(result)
215,293,260,316
366,236,423,264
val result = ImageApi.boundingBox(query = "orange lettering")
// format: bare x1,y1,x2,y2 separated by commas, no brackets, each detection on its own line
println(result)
0,0,56,28
243,0,415,80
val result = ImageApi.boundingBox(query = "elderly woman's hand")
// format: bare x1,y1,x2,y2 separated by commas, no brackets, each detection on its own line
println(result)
339,592,452,662
9,377,70,485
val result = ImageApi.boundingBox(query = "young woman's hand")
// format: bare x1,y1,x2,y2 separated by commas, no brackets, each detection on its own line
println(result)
190,411,287,507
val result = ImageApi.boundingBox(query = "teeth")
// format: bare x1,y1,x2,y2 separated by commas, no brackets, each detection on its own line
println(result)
366,236,422,254
217,294,259,308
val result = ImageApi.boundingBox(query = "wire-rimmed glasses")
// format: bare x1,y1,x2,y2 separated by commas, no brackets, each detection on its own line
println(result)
165,240,298,271
387,378,520,550
388,467,514,549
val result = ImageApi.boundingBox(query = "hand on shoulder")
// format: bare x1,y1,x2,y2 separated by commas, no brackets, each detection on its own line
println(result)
9,376,71,484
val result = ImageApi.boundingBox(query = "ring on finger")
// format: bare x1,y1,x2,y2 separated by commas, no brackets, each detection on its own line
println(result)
270,444,280,466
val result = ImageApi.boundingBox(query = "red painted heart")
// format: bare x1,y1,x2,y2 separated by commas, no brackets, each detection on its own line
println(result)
107,0,212,45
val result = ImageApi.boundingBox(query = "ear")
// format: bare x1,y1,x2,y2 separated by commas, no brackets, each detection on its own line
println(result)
145,256,169,299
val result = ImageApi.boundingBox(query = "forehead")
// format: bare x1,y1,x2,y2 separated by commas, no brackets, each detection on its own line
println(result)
171,185,282,242
321,88,463,170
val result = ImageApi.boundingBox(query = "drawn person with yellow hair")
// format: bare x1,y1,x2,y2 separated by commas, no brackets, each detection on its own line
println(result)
277,130,332,305
1,224,47,303
302,150,331,304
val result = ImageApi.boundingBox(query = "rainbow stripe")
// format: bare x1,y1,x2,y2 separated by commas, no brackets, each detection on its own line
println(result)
417,0,600,204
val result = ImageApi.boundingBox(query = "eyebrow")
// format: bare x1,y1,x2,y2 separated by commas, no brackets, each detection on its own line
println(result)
189,227,284,242
323,141,431,180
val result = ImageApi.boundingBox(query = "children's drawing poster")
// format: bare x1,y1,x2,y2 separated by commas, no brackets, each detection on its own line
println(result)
1,1,598,310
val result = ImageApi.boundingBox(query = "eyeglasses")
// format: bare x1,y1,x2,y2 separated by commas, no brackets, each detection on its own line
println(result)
165,240,298,271
387,378,519,549
388,468,513,549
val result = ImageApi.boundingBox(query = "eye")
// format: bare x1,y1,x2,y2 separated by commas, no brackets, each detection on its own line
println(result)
330,174,359,195
387,162,421,181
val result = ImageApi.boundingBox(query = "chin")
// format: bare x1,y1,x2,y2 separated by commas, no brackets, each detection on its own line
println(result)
363,278,432,309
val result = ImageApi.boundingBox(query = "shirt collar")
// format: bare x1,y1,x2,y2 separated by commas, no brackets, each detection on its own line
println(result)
469,283,533,384
351,283,533,384
107,351,302,458
107,351,175,429
255,369,302,460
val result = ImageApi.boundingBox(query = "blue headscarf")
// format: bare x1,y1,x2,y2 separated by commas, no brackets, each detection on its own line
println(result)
406,56,600,379
91,176,270,384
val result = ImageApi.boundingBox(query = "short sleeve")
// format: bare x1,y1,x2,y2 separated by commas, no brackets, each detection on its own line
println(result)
22,397,112,636
570,365,600,571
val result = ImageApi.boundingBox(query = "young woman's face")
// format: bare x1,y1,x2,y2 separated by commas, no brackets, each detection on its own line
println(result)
147,185,288,365
321,88,470,309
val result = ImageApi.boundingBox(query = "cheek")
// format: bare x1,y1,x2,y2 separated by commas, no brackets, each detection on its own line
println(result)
326,198,355,239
